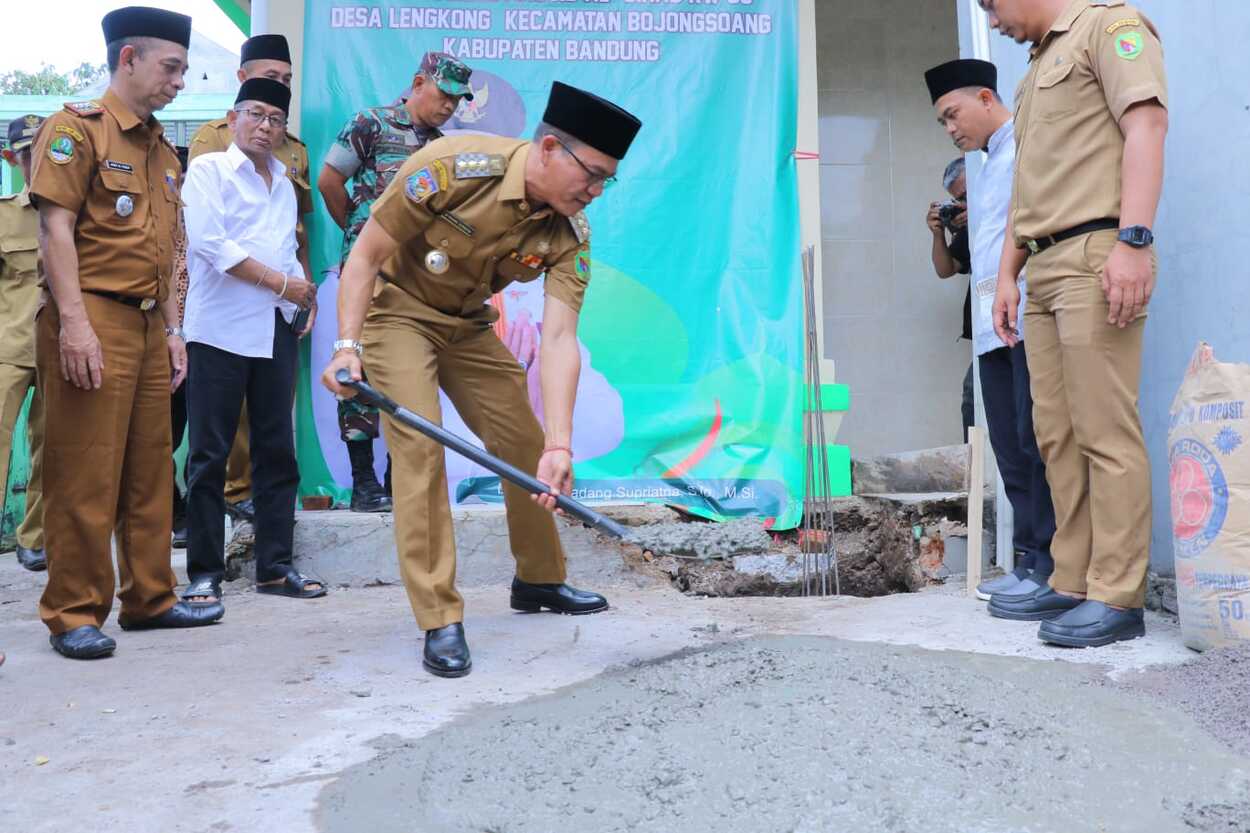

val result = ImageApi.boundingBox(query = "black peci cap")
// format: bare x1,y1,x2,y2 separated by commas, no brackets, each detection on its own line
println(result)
541,82,641,161
102,6,192,49
924,59,998,105
235,77,291,115
241,34,291,66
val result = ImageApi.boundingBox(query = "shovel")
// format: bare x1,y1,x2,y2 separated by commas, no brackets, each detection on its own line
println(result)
334,369,633,541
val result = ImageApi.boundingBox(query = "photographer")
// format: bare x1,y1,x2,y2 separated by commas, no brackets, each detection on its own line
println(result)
927,157,974,438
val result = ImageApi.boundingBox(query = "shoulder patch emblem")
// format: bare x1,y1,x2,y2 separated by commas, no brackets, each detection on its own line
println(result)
431,159,450,190
1105,18,1140,34
48,136,75,165
569,211,590,244
1114,31,1144,60
405,167,441,203
64,100,103,116
55,124,85,143
575,247,591,278
453,153,507,179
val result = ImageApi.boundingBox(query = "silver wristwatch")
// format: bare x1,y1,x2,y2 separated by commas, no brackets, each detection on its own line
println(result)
165,326,185,339
333,339,363,356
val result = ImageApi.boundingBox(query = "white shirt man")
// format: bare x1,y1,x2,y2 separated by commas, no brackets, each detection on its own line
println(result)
183,143,299,355
925,59,1056,607
180,77,324,608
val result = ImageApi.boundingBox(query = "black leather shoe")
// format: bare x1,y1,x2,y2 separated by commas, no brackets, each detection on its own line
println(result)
50,625,116,659
1039,600,1145,648
988,585,1083,621
16,545,46,571
226,499,256,524
118,600,224,631
511,577,609,615
423,623,471,678
350,484,392,513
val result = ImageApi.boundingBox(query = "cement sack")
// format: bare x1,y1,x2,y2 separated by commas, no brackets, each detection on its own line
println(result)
1169,342,1250,651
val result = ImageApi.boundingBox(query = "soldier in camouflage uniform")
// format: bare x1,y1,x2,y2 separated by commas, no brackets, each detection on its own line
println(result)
317,51,473,512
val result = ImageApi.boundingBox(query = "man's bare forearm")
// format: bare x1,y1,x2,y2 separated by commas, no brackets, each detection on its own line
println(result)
39,211,89,326
539,330,580,448
1119,103,1167,230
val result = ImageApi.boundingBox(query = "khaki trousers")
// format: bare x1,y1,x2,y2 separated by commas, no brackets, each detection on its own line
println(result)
0,362,44,550
361,285,566,630
37,295,177,633
1024,230,1152,608
224,408,252,502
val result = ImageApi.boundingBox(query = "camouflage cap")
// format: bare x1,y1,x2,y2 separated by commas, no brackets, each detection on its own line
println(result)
6,114,44,152
420,52,474,101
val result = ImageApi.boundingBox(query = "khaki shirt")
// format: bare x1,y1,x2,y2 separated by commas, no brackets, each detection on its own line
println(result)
30,89,181,300
0,190,41,367
190,118,313,248
368,135,592,322
1011,0,1167,244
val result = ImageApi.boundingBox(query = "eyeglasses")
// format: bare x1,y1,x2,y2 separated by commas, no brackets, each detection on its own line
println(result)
234,107,287,129
553,137,617,189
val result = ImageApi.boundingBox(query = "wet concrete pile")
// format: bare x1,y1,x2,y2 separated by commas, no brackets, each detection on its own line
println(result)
318,636,1250,833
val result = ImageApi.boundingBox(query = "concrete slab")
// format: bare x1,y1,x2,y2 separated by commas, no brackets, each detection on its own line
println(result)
0,537,1230,833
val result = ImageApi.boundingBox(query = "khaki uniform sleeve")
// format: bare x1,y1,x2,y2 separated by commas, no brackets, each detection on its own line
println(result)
368,152,454,246
544,240,590,313
187,120,228,162
1092,11,1168,121
30,112,95,213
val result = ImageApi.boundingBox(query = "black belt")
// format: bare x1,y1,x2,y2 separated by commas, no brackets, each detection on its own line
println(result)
83,289,158,311
1024,218,1119,256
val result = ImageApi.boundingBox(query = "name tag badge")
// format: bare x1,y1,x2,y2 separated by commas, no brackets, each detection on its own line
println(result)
116,195,134,218
106,160,134,173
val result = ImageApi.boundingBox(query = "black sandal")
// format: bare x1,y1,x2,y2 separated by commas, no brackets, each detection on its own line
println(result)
181,577,223,606
256,570,327,599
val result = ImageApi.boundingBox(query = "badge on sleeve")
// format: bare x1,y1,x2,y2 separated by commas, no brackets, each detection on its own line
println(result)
48,136,75,164
575,248,590,278
405,167,440,203
1115,31,1144,60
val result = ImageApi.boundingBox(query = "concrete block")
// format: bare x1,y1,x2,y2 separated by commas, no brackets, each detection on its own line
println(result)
853,444,969,495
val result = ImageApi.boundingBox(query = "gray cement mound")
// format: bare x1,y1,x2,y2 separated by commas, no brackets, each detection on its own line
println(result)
317,637,1250,833
627,519,773,560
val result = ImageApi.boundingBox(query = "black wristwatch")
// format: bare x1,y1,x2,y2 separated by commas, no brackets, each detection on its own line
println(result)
1117,225,1154,248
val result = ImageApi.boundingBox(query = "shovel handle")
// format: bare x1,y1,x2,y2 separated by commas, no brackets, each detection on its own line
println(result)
334,369,632,541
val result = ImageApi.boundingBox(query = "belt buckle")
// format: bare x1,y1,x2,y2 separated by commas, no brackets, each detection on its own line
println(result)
140,298,156,311
1026,239,1041,255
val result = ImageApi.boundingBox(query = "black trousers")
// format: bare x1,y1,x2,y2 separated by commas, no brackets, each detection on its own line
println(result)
186,313,299,583
171,375,188,524
979,343,1056,574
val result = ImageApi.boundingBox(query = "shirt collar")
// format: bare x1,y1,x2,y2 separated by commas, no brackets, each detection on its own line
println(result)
101,88,144,132
226,141,287,179
986,119,1014,156
498,142,530,204
1030,0,1090,58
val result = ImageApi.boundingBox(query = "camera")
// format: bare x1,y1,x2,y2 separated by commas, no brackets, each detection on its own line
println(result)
937,199,966,231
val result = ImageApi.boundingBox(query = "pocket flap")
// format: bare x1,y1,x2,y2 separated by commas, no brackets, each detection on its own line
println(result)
0,235,37,254
98,167,137,193
1038,62,1075,89
423,217,475,258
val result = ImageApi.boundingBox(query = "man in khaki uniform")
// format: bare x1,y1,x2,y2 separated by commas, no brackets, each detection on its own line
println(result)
985,0,1168,647
188,33,315,521
323,82,642,677
0,116,47,572
31,6,224,660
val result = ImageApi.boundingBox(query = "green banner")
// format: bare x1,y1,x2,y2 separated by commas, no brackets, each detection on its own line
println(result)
297,0,804,527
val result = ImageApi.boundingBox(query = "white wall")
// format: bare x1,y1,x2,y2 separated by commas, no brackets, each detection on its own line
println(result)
816,0,967,458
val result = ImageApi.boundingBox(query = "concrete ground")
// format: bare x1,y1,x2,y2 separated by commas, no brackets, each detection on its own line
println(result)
0,512,1246,832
